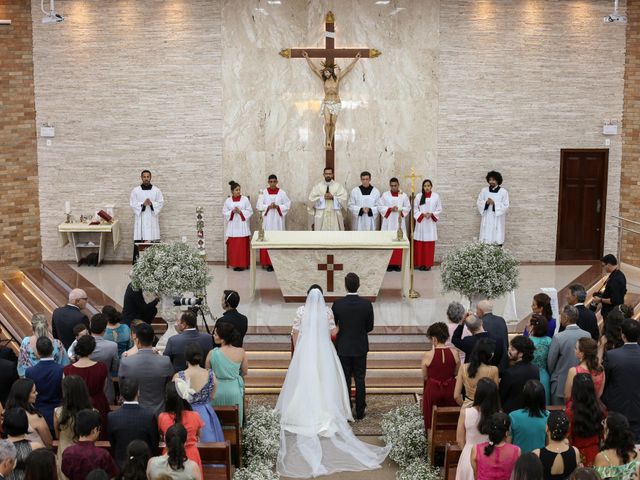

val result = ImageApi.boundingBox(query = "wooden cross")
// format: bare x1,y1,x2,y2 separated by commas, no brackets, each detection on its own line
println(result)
279,11,381,174
317,254,344,292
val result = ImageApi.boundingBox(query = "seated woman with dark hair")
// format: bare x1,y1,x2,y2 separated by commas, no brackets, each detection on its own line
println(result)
598,309,625,363
23,448,58,480
509,380,549,453
3,407,44,480
102,305,133,359
453,338,499,407
5,378,52,447
421,321,460,430
148,423,201,480
525,293,556,338
471,412,521,480
566,373,606,467
206,322,248,424
533,410,581,479
594,412,640,479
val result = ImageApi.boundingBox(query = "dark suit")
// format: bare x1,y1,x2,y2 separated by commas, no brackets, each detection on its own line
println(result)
25,359,64,431
332,294,374,418
108,402,159,467
118,349,174,416
122,283,159,326
600,269,627,319
452,325,504,368
602,343,640,442
480,313,509,371
215,310,248,348
0,357,18,406
164,329,213,371
499,361,539,413
575,304,599,340
0,347,17,363
52,305,89,350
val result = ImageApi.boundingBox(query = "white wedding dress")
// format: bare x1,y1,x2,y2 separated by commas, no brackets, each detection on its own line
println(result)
275,289,391,478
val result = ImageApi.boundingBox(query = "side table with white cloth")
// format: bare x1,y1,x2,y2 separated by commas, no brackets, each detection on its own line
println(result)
58,220,122,265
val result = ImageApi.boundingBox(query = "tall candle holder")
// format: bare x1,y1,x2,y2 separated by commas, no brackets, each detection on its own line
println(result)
257,190,265,242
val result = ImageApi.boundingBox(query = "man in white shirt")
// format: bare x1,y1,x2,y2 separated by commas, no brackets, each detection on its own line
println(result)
348,171,380,231
377,178,410,272
130,170,164,262
477,170,509,245
256,174,291,271
308,167,348,231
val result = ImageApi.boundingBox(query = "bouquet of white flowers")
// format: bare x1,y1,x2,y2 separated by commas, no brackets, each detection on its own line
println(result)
381,403,427,468
232,462,279,480
242,406,281,468
396,458,440,480
130,242,210,295
440,241,519,301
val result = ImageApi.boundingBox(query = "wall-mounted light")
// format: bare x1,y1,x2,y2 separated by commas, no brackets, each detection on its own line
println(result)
0,20,12,25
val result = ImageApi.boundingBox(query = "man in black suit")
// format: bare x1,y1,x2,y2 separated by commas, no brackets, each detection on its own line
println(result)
107,378,159,467
331,273,374,420
499,335,539,413
476,300,509,371
214,290,248,347
602,319,640,442
25,337,64,431
452,313,504,368
122,282,159,326
164,310,213,371
567,283,599,340
592,254,627,320
52,289,90,349
0,353,18,407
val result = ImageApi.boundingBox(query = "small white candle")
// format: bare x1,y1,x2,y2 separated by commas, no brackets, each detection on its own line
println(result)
64,201,71,214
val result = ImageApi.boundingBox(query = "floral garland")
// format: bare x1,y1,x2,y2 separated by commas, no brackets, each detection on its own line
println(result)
233,406,280,480
440,241,519,300
130,241,210,295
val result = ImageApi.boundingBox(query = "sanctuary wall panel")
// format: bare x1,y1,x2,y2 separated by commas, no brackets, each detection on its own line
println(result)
0,1,42,275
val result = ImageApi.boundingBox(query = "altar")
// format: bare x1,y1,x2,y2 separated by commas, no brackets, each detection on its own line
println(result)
249,231,410,301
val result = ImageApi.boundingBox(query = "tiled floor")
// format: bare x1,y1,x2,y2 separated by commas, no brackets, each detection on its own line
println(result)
71,263,590,327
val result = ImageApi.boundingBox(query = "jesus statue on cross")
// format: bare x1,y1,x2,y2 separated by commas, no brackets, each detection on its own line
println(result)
302,51,361,150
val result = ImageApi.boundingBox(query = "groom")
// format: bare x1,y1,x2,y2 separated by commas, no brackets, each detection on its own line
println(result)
332,273,374,420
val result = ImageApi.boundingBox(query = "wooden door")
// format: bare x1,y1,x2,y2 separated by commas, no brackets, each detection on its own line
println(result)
556,149,608,262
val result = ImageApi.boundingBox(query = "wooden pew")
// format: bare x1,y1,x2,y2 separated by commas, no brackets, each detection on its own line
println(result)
200,441,233,480
214,405,242,468
444,443,462,480
428,406,461,465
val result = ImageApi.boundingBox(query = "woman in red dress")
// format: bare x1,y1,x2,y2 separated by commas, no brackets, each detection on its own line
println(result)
421,322,460,430
63,335,110,439
566,373,606,466
158,381,205,475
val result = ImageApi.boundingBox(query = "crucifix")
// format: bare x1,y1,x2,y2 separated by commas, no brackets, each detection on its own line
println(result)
317,254,344,292
280,11,381,173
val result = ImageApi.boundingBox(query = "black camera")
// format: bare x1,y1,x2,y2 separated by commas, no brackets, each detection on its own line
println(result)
173,297,203,307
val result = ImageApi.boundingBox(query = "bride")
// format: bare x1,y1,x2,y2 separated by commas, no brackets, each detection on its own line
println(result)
275,287,390,478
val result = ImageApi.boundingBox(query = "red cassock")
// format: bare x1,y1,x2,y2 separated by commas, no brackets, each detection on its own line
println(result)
227,237,250,268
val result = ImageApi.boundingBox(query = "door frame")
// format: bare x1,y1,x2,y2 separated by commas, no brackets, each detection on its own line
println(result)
555,148,609,263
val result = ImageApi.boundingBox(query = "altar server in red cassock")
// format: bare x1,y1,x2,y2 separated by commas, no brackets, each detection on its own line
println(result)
223,180,253,271
377,177,411,272
413,179,442,271
256,174,291,271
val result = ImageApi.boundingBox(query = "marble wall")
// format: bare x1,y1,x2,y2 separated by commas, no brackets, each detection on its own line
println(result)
31,0,627,263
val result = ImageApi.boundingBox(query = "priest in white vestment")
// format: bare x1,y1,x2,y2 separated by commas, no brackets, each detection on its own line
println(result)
413,179,442,271
348,171,380,231
130,170,164,262
477,170,509,245
309,167,348,231
377,177,411,271
256,174,291,271
223,180,253,271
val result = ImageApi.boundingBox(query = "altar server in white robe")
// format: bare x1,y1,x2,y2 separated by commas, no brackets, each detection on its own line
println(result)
413,179,442,271
309,167,348,231
256,174,291,271
348,171,380,231
377,177,411,271
130,170,164,262
223,180,253,271
476,170,509,245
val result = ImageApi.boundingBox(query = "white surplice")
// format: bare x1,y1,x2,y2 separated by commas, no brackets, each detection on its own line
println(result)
276,289,390,478
476,186,509,244
308,181,348,231
413,192,442,241
223,196,253,238
130,185,164,241
348,186,381,231
256,188,291,231
377,191,411,234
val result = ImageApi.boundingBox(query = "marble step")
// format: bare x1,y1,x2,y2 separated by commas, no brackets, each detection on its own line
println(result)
244,367,423,388
246,350,424,369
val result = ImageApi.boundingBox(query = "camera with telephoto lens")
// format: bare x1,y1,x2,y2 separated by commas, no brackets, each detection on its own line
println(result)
173,296,203,307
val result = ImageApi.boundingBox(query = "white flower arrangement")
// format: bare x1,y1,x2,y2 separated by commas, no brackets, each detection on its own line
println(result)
396,458,441,480
232,462,279,480
440,241,519,300
239,406,280,473
381,403,427,468
130,242,211,295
